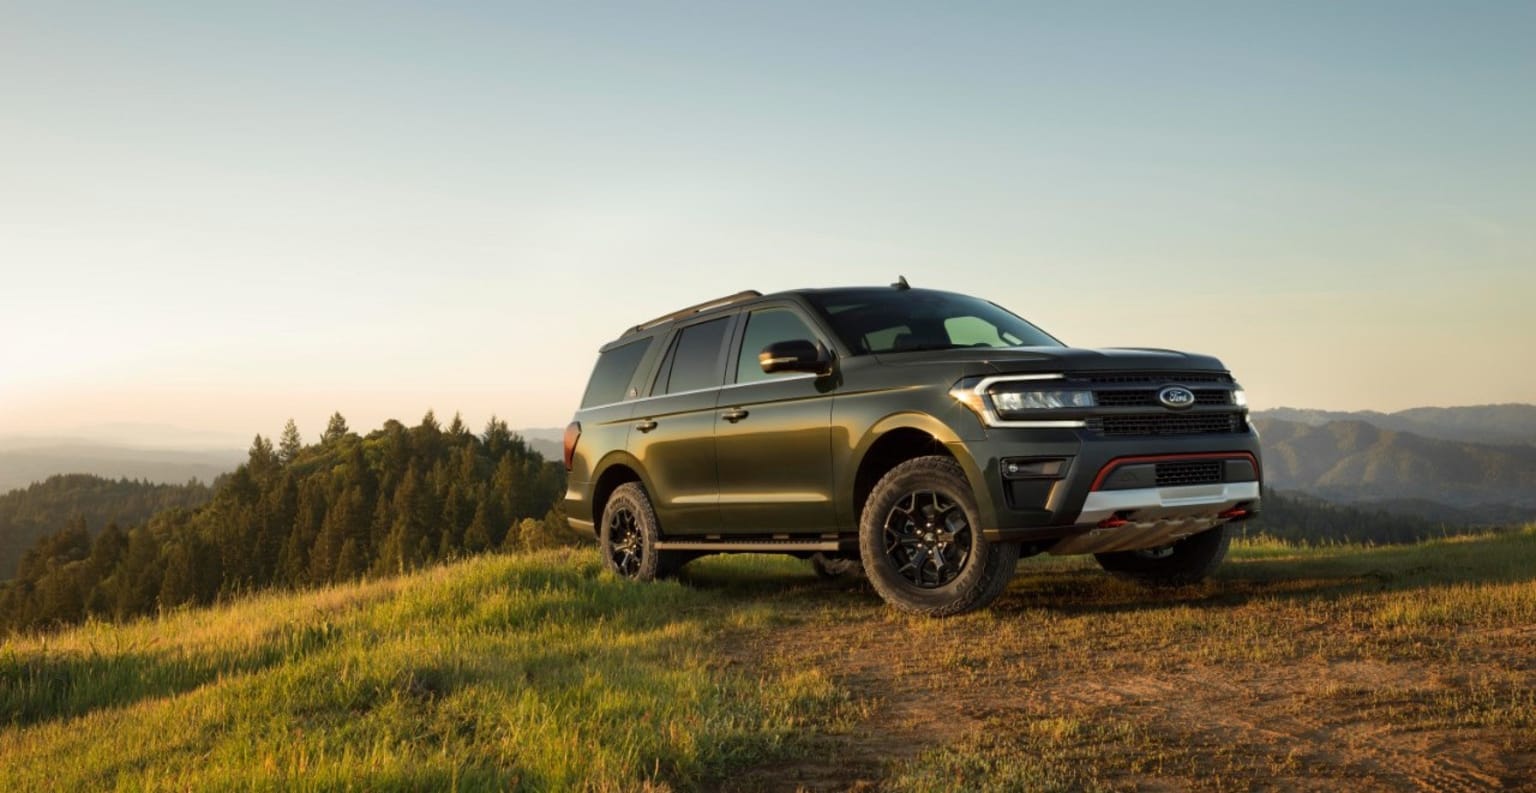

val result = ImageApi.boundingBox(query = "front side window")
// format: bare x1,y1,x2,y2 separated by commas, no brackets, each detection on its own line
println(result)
805,289,1063,354
735,308,822,385
660,317,730,394
580,338,652,408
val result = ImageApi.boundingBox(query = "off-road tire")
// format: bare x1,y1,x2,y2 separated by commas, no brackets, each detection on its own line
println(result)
1094,524,1230,586
810,552,863,581
859,456,1020,616
600,483,664,581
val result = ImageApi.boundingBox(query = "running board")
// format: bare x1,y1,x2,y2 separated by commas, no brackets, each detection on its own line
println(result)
654,539,841,552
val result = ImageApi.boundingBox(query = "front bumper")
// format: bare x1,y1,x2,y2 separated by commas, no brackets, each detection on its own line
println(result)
953,426,1263,548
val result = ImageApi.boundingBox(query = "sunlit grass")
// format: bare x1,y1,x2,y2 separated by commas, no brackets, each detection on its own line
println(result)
0,549,853,791
3,528,1532,790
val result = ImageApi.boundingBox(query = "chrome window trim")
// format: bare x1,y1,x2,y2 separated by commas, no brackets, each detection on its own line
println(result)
577,373,820,412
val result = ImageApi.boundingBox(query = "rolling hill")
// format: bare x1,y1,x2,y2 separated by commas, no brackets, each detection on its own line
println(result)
1254,416,1536,513
1257,404,1536,447
2,537,1533,790
0,440,242,494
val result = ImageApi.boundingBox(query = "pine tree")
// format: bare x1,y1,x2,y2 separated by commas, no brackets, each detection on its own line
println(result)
247,435,279,483
335,538,364,582
279,419,303,464
322,412,350,445
482,416,512,458
463,500,492,553
158,540,196,609
116,526,163,618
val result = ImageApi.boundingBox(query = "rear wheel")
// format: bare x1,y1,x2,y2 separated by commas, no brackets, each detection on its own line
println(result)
600,483,663,581
859,456,1019,616
1094,524,1230,586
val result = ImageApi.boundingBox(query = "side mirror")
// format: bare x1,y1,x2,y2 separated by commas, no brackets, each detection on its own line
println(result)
759,339,830,374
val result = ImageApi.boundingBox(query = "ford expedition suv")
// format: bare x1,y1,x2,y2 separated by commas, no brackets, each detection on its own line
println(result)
561,281,1261,615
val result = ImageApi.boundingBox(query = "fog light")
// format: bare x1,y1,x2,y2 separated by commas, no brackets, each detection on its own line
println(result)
1001,457,1067,479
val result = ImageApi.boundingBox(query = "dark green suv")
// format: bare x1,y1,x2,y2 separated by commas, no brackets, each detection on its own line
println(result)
561,282,1261,615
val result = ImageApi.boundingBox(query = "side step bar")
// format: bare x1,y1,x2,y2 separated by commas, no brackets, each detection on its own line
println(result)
654,538,842,552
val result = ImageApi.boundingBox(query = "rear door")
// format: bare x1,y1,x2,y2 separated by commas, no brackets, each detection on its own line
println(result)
628,314,735,535
713,304,838,534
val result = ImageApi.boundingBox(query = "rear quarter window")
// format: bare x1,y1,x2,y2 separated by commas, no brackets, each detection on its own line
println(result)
580,338,652,408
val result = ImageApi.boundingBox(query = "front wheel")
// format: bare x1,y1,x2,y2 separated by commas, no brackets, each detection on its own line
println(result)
859,456,1019,617
1094,524,1231,586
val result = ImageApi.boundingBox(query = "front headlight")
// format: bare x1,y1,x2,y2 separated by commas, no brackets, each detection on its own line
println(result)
990,388,1096,413
949,376,1095,427
1232,389,1248,409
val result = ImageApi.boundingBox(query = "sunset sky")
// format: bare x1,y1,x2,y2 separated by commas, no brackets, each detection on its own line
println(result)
3,2,1533,446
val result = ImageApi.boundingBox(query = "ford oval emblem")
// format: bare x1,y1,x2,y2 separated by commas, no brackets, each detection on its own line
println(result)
1158,386,1196,409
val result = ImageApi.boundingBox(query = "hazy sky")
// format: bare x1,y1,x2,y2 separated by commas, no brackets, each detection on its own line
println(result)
3,2,1533,446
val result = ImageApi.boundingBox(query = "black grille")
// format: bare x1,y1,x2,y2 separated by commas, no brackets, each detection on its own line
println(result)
1090,413,1244,437
1155,460,1224,487
1080,372,1231,385
1093,389,1232,408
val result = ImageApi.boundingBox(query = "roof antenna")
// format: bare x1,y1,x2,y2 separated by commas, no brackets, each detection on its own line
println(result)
891,275,910,290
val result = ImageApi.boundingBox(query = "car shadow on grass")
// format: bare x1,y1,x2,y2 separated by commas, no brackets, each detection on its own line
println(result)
1000,530,1536,617
664,530,1536,620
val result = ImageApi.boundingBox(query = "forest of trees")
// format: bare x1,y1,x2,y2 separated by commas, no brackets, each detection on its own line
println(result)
0,474,215,581
0,412,571,635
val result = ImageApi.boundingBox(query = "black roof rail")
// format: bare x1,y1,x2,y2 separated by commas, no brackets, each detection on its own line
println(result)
625,290,763,335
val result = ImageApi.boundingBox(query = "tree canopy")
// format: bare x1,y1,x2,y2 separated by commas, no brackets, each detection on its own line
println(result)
0,413,570,635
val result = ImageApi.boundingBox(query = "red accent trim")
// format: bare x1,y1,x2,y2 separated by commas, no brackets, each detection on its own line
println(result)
1098,516,1130,529
1219,507,1249,520
1089,452,1260,491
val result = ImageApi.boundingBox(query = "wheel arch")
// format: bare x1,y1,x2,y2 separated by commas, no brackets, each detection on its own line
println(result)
590,451,651,531
848,413,984,529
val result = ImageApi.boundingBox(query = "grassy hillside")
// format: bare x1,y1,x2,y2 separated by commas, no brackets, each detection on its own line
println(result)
3,531,1534,791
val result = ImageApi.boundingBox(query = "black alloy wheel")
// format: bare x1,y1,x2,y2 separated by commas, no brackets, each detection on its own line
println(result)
605,506,644,577
858,455,1020,617
599,482,664,581
882,490,973,588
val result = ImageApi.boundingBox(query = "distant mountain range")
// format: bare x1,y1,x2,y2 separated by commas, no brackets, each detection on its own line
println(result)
515,428,565,465
5,410,1533,526
0,428,566,496
1252,415,1536,519
1257,404,1536,447
0,441,244,494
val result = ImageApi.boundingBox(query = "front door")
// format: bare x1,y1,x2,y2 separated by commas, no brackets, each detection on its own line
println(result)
714,305,837,534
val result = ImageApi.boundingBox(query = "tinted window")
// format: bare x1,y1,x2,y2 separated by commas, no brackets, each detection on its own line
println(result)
662,318,730,394
580,338,652,408
804,289,1063,354
736,308,822,385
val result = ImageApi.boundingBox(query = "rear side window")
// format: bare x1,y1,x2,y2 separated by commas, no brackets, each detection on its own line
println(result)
580,338,651,408
660,318,730,394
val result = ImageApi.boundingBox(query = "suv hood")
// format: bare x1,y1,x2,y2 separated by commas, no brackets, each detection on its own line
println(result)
872,346,1229,374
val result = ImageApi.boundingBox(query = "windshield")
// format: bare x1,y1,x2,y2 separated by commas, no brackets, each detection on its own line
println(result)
803,289,1064,354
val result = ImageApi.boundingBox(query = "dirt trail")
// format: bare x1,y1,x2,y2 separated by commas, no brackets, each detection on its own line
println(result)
720,583,1536,792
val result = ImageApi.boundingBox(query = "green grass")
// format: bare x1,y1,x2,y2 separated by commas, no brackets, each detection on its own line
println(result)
0,551,853,791
3,528,1534,791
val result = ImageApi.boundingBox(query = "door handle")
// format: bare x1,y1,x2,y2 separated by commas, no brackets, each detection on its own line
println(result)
635,419,658,433
721,408,749,423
